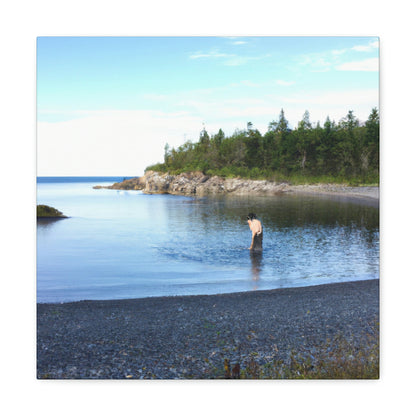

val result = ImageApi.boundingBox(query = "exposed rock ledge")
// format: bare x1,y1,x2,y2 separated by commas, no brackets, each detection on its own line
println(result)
94,171,290,196
94,170,379,200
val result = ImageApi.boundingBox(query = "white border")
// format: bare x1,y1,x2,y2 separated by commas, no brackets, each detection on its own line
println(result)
1,0,414,415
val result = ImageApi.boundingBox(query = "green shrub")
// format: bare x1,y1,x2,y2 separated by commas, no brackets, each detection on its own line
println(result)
219,322,379,379
37,205,66,218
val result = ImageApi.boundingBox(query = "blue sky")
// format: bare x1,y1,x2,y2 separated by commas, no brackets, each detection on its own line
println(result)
37,36,379,175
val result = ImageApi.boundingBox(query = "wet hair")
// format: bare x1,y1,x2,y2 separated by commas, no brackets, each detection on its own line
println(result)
247,213,257,220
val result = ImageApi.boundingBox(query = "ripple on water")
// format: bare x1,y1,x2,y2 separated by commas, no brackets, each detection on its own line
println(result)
37,182,379,302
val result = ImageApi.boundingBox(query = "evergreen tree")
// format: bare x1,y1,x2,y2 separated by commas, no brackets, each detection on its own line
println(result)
269,109,290,171
244,123,263,168
199,127,210,145
212,128,225,148
365,108,379,145
296,110,313,171
365,108,379,174
146,108,379,184
317,116,337,174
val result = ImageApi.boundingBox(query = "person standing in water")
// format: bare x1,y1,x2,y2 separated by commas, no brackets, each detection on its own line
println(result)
247,213,263,251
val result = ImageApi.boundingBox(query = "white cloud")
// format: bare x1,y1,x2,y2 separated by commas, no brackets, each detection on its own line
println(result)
352,45,372,52
37,110,204,176
285,88,378,106
189,49,269,66
275,79,295,86
189,51,233,59
224,54,270,66
223,57,248,66
232,41,247,45
331,48,347,56
336,57,379,71
230,80,259,87
297,53,333,72
141,93,169,102
38,82,379,176
297,40,379,72
352,40,379,52
281,88,378,125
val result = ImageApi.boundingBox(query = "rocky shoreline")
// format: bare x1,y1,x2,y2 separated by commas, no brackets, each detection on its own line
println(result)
93,170,379,201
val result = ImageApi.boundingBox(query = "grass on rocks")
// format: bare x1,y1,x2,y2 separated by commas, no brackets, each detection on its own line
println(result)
212,322,379,380
37,204,66,218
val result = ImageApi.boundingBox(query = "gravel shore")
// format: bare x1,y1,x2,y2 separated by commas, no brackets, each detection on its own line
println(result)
37,279,379,379
290,184,379,202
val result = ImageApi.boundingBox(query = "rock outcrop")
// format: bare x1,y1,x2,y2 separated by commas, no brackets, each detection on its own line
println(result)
37,205,68,219
96,171,290,196
93,171,379,200
93,177,146,190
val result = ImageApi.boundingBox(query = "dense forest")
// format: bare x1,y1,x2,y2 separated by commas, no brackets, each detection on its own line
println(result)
146,108,379,184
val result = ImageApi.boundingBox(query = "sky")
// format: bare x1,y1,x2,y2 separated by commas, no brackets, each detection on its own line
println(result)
37,36,379,176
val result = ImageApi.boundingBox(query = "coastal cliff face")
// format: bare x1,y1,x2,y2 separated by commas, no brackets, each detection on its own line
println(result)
100,171,290,196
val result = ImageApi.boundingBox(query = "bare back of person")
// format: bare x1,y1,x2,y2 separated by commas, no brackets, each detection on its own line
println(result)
247,213,263,251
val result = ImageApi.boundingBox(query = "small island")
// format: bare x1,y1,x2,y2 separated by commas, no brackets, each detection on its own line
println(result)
37,205,68,219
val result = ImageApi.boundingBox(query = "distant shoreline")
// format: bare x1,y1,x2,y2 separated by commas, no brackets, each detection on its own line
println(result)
94,171,379,203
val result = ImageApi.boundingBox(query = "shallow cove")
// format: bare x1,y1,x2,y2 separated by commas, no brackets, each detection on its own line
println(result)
37,178,379,303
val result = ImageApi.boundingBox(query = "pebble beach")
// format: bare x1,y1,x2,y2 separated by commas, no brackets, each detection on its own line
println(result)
37,279,379,379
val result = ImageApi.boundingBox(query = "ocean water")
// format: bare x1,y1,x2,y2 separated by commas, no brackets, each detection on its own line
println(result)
37,177,379,303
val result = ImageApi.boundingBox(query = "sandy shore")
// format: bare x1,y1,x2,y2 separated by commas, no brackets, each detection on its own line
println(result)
37,279,379,379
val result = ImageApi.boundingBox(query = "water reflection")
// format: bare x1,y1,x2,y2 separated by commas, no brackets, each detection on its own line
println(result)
194,194,379,231
250,250,263,289
160,193,379,282
37,181,379,302
37,217,68,230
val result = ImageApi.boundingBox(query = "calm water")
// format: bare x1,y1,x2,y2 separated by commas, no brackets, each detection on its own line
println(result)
37,177,379,303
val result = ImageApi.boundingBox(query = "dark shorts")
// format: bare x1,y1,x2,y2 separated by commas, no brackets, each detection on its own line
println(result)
252,232,263,251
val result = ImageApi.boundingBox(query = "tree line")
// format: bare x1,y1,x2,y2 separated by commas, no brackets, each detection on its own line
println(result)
146,108,379,184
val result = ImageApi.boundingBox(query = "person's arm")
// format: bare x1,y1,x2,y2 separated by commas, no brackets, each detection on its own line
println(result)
249,229,256,249
248,220,254,249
